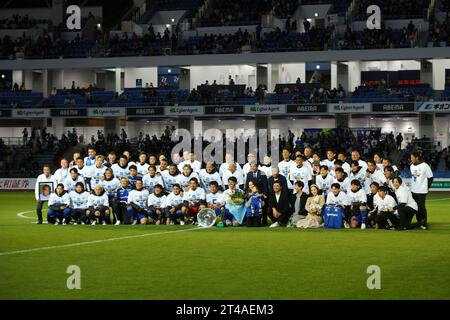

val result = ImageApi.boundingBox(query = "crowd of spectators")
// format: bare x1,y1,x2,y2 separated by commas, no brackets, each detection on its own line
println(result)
355,0,430,20
338,23,417,50
0,14,49,29
429,18,450,47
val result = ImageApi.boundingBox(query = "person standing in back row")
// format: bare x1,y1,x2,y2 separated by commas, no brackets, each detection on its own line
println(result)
410,152,433,230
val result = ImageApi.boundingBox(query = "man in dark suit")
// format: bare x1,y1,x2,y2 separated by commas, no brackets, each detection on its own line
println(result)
290,181,308,216
268,181,292,227
267,167,288,194
245,162,269,194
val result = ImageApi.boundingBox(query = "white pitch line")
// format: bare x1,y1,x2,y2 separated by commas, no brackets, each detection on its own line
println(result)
17,210,36,219
0,226,205,257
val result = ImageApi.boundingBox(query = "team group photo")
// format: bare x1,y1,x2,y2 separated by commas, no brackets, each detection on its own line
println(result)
0,0,449,306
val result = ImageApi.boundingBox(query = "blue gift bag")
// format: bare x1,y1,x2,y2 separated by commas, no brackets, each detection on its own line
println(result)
323,206,343,229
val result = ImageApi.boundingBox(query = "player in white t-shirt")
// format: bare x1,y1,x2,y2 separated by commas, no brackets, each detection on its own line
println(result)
164,184,184,225
392,177,420,230
410,152,433,229
373,186,398,230
69,182,90,224
289,154,312,194
147,183,167,225
347,179,368,229
136,152,150,177
181,178,206,224
199,162,222,192
315,165,334,197
142,165,165,193
332,168,351,193
326,183,350,228
111,155,130,180
278,148,295,190
127,179,150,225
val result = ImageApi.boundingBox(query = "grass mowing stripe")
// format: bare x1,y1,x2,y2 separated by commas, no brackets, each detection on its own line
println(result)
0,226,205,257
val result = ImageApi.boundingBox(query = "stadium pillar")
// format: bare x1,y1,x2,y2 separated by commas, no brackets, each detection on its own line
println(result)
104,118,120,136
255,115,271,160
178,117,194,133
419,113,435,141
347,61,360,92
331,61,338,89
420,59,432,88
52,118,65,138
335,114,349,128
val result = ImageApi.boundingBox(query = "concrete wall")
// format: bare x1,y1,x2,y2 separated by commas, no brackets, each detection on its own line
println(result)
189,65,256,88
123,67,158,88
278,63,306,84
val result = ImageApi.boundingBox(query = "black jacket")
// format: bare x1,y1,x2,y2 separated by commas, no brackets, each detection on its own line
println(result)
290,192,309,216
245,170,269,195
267,174,288,194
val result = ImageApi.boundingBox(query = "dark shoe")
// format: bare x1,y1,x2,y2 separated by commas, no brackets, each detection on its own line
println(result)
37,220,43,224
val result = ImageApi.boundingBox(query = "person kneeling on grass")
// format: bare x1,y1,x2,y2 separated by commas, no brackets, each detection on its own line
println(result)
296,184,325,228
164,184,184,225
348,179,368,229
392,177,421,230
325,183,351,228
127,180,150,225
69,182,89,224
147,183,167,225
373,186,399,230
182,178,206,225
47,183,71,225
87,184,110,225
205,180,233,226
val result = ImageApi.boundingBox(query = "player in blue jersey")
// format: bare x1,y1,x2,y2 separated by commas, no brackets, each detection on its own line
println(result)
127,165,143,189
116,177,132,225
245,181,264,227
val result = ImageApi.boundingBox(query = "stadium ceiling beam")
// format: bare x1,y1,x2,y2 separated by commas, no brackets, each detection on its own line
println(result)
1,47,450,70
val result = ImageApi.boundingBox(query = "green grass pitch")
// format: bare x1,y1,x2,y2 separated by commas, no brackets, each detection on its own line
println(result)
0,191,449,300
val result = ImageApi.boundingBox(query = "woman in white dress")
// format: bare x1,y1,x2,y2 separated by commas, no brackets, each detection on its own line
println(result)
297,184,325,228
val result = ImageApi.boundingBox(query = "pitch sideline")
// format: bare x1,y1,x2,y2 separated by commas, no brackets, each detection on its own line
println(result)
0,223,205,257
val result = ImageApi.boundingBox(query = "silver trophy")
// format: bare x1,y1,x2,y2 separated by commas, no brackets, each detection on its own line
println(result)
197,208,217,228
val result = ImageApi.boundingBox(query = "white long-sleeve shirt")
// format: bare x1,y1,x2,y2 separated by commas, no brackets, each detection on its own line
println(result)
164,192,184,208
326,191,350,207
178,160,202,173
63,176,85,192
395,185,418,211
183,187,206,205
147,193,167,209
176,172,200,190
53,167,70,184
88,165,107,189
142,174,165,192
69,191,90,210
373,194,397,212
34,173,56,200
410,162,433,194
128,189,150,208
87,193,109,208
48,192,71,207
199,169,222,191
222,170,244,188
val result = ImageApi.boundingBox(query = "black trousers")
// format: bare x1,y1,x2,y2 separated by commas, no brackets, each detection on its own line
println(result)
398,206,420,230
412,193,428,226
268,209,291,226
36,200,46,221
376,211,399,229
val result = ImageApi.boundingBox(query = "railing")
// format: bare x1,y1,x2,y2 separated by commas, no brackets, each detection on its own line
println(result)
0,137,23,146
